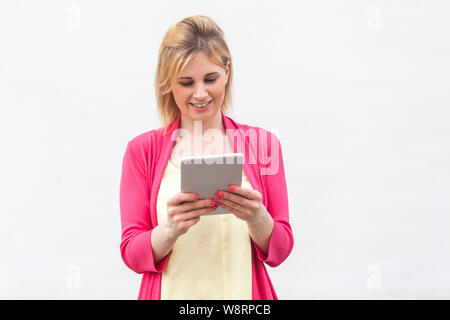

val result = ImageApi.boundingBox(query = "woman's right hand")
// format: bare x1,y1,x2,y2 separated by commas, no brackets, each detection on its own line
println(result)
164,192,218,240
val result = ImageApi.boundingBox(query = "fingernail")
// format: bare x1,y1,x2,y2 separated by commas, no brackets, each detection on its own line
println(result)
218,191,224,197
229,185,234,191
210,200,217,206
194,195,199,200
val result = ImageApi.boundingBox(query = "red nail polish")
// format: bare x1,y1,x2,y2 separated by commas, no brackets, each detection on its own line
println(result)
194,195,199,200
218,191,224,197
229,186,234,191
210,200,217,206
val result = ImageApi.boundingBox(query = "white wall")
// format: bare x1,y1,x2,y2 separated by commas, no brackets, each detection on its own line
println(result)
1,0,449,299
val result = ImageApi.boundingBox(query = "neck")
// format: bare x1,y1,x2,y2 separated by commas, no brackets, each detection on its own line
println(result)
179,110,226,137
175,110,229,155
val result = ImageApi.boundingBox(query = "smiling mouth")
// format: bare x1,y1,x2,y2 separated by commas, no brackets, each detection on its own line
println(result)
190,100,211,106
189,100,212,110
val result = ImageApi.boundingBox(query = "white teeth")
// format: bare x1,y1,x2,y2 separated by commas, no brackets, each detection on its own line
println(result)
191,101,210,108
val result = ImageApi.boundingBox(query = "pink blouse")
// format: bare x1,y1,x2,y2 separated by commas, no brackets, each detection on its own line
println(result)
119,110,294,299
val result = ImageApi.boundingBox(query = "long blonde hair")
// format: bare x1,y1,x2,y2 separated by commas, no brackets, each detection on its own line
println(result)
155,15,234,132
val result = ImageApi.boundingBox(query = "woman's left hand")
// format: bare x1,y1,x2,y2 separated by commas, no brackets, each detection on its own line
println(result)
214,185,264,223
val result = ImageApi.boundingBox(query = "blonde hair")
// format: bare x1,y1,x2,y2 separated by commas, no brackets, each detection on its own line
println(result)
155,15,233,132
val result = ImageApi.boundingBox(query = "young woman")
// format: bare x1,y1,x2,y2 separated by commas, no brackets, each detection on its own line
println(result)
119,15,293,300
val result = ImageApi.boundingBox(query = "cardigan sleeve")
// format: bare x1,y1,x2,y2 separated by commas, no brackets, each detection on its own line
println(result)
252,132,294,267
119,138,170,274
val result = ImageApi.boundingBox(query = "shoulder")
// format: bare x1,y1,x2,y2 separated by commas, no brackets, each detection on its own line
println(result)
231,118,281,149
228,114,276,136
127,129,154,146
229,118,285,176
125,126,166,157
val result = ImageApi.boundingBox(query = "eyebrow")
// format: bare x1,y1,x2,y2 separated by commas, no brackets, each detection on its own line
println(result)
178,72,219,80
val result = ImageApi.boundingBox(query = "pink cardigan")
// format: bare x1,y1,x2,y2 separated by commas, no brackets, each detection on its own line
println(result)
119,110,294,299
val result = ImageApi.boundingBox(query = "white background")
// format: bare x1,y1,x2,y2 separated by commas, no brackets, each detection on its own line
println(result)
1,0,449,299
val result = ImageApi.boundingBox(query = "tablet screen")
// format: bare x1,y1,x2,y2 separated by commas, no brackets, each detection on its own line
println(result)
180,153,244,215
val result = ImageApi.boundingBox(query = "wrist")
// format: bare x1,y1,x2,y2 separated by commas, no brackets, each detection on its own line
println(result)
246,204,268,226
160,223,179,243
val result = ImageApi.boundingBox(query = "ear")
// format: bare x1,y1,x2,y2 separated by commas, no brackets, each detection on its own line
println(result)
225,60,230,76
224,60,230,85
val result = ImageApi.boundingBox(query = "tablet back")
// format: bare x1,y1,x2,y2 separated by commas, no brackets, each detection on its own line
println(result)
180,153,244,215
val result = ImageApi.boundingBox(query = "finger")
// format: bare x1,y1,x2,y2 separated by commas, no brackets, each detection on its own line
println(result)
167,192,198,206
168,199,216,217
218,198,252,216
228,185,262,201
192,205,219,216
178,216,200,230
178,199,217,214
218,191,259,211
174,203,218,221
217,200,242,218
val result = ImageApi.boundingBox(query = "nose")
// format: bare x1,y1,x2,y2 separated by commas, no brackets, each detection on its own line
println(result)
192,82,209,100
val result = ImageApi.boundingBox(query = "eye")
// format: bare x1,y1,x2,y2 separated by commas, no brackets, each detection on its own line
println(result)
180,78,217,87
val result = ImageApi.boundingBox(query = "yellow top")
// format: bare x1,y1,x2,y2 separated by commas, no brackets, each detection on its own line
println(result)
156,159,252,300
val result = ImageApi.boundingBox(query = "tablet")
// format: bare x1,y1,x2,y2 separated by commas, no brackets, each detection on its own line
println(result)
180,153,244,215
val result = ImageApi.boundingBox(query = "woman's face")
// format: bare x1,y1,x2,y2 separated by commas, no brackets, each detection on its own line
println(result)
171,51,229,123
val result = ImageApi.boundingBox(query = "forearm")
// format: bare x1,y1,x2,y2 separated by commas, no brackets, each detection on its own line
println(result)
151,224,178,265
246,205,274,257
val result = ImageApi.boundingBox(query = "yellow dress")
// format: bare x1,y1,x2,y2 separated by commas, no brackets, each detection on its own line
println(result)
156,159,253,300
